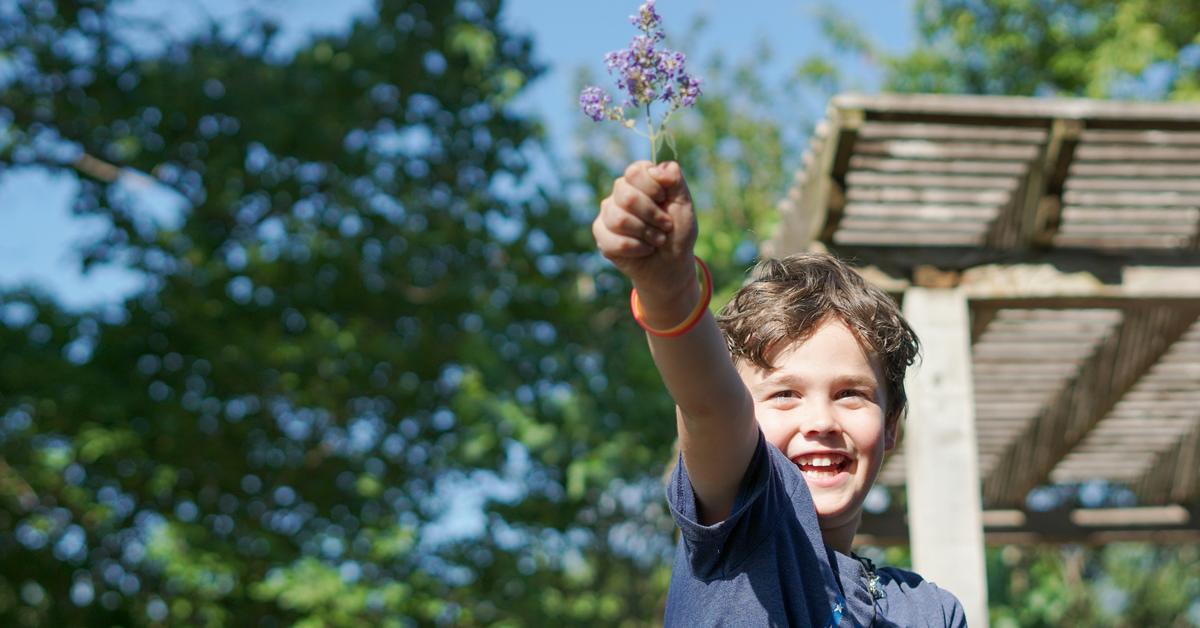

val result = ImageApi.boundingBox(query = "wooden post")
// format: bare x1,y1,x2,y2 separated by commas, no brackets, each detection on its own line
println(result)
902,288,988,628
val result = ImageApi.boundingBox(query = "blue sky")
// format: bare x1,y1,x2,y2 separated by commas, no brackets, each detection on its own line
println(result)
0,0,914,311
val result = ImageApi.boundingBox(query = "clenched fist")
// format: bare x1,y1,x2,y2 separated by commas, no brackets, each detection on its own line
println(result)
593,161,698,303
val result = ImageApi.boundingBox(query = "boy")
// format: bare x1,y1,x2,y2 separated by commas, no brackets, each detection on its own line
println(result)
593,160,967,626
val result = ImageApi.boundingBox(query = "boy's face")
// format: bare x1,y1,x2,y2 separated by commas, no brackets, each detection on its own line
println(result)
736,317,897,533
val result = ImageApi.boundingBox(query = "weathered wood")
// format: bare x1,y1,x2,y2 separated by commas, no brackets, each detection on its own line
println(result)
1053,234,1190,249
833,231,984,246
830,245,1200,275
860,121,1047,142
1064,190,1200,206
1058,223,1197,235
857,504,1200,546
903,288,989,628
847,171,1021,189
983,306,1200,506
1022,119,1082,248
1076,144,1200,161
1062,207,1200,223
1080,128,1200,145
840,219,990,233
845,202,1002,220
834,93,1200,126
764,108,850,256
1070,162,1200,177
851,156,1029,175
818,109,864,242
1065,177,1200,192
848,187,1012,204
856,140,1040,161
1136,420,1200,503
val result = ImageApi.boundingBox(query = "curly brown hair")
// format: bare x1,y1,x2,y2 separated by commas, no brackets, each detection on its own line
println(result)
716,253,920,428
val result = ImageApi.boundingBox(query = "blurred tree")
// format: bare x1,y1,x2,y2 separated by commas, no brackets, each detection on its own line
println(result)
886,0,1200,99
0,0,676,625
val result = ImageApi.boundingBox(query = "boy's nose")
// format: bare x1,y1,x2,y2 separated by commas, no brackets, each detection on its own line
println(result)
800,403,839,436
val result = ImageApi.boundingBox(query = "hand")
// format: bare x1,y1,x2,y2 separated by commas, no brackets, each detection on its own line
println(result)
592,160,698,300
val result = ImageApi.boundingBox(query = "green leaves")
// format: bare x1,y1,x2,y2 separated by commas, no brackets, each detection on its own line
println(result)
886,0,1200,100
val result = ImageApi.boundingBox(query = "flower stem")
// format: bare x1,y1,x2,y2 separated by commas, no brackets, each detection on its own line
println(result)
646,105,656,163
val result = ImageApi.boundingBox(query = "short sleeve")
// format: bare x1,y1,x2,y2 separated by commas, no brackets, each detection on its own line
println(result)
665,430,781,579
940,587,967,627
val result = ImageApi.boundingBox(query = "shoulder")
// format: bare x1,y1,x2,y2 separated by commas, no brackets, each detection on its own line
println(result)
877,566,967,627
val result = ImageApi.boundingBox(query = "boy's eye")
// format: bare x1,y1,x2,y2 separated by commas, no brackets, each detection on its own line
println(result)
770,390,798,399
837,389,866,400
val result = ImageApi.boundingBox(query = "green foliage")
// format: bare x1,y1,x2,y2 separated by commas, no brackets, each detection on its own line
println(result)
0,0,675,624
886,0,1200,100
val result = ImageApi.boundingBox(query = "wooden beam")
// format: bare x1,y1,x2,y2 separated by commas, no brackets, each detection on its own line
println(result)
857,504,1200,546
1027,119,1084,247
983,306,1200,507
766,110,860,256
902,288,989,628
825,244,1200,279
1134,410,1200,503
832,93,1200,130
818,108,862,242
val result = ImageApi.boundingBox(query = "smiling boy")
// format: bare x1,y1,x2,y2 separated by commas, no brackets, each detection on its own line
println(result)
594,160,966,626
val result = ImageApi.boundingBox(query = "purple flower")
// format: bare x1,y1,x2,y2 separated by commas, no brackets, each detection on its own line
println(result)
579,1,701,160
579,86,612,122
628,0,663,39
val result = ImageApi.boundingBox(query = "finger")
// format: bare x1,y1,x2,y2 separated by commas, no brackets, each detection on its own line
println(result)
647,160,691,203
611,178,673,233
601,197,668,246
624,162,669,210
593,216,655,258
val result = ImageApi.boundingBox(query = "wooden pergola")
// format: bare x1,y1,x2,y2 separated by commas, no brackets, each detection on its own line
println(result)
766,93,1200,627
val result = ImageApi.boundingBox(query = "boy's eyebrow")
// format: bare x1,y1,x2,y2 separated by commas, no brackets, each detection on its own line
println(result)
755,372,878,391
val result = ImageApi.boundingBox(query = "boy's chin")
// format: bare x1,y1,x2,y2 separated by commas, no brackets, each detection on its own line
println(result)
813,501,863,529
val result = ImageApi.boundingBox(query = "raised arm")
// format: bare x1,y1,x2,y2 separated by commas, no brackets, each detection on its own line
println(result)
592,160,759,523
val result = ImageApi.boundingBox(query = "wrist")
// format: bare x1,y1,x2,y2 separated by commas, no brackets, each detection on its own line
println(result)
631,257,711,336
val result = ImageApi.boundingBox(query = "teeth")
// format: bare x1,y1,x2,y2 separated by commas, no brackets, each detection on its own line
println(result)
799,455,844,468
802,468,839,479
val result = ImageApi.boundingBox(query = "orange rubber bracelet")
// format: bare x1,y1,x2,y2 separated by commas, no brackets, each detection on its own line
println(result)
630,257,713,338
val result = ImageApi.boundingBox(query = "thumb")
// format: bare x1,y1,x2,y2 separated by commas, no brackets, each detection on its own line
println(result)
648,161,690,202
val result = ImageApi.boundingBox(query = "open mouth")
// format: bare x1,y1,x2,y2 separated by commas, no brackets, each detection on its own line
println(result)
793,453,851,479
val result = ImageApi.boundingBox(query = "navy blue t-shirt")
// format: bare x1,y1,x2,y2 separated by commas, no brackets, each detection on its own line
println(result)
665,431,966,627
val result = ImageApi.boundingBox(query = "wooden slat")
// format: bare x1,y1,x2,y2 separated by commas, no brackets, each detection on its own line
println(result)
1052,234,1191,249
1070,162,1200,177
835,92,1200,125
1080,129,1200,145
844,203,1002,221
1058,223,1196,235
851,156,1029,175
847,171,1022,190
1136,421,1200,502
839,219,990,233
1063,190,1200,207
1065,177,1200,192
848,187,1012,205
856,140,1040,161
1075,145,1200,161
859,122,1047,142
1061,207,1200,223
832,230,984,246
983,307,1200,506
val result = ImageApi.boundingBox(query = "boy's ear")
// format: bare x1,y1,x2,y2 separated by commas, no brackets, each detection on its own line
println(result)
883,416,901,452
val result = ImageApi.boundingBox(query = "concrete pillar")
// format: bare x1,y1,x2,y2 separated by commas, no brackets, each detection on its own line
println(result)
902,288,988,627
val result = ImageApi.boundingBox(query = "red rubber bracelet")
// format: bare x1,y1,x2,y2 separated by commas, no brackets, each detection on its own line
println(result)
630,257,713,338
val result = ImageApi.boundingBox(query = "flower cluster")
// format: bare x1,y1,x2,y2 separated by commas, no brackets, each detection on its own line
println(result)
578,0,701,160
